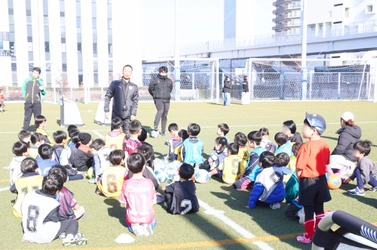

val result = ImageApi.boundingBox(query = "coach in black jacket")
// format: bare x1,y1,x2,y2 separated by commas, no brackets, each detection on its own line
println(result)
148,66,173,136
104,65,139,136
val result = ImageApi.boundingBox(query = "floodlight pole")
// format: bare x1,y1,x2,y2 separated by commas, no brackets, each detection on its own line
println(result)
174,0,181,101
300,0,307,100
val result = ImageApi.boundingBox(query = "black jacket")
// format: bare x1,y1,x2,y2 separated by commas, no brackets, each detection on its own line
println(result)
222,80,232,93
243,80,249,93
332,125,362,161
148,74,173,102
104,79,139,119
289,132,303,145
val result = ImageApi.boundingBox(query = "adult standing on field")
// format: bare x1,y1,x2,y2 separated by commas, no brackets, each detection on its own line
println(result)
327,112,362,177
104,65,139,137
241,75,250,104
148,66,173,136
222,76,232,106
22,67,46,130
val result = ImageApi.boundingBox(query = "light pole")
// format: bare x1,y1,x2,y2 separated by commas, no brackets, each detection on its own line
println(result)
301,0,307,100
174,0,180,101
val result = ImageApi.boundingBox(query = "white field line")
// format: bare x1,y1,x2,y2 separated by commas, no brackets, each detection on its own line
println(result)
199,199,274,250
0,186,9,192
1,121,376,134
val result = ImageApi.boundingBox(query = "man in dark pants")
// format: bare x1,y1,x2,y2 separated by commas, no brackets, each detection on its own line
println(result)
104,65,139,137
148,66,173,137
22,67,46,130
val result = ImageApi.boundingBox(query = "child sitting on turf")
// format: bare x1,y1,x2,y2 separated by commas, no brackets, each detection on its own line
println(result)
345,140,377,196
21,173,87,246
97,150,126,198
164,163,199,214
66,125,78,143
168,123,180,150
138,128,155,169
174,129,189,162
275,132,293,156
73,132,93,171
0,88,5,112
29,133,44,158
52,130,71,166
105,117,126,150
282,120,303,145
182,123,204,166
9,141,30,185
119,153,156,236
10,157,43,218
123,120,142,160
217,123,230,143
90,139,111,184
48,165,86,220
35,115,54,144
233,131,265,190
259,127,276,153
135,144,159,191
36,144,58,176
201,137,228,176
18,130,32,143
246,151,285,209
234,132,249,175
295,112,331,244
219,143,241,184
67,129,80,165
273,152,292,177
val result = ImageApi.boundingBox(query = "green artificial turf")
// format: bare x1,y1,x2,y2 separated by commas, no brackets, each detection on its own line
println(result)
0,100,377,250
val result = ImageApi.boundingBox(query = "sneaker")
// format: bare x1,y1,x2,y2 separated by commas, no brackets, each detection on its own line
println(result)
150,130,159,138
143,224,153,236
59,232,66,240
88,178,96,184
296,234,312,244
62,235,76,247
131,224,144,237
270,202,281,210
369,186,377,192
161,131,166,136
74,233,88,246
347,187,365,196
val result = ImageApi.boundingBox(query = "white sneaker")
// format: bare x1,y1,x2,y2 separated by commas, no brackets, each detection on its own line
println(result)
270,202,281,210
131,224,144,236
298,209,305,224
143,224,153,236
150,130,159,138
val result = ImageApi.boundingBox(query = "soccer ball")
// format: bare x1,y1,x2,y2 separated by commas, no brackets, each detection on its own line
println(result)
327,173,342,190
150,130,159,138
195,169,210,184
155,168,168,183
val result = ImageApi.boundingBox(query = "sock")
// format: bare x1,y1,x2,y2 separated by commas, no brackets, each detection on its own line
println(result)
304,219,315,239
315,212,325,228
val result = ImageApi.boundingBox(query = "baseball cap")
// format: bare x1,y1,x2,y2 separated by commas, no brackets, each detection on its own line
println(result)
340,112,354,122
305,112,326,135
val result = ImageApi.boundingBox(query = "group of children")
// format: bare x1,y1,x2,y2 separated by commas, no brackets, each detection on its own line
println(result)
7,110,377,246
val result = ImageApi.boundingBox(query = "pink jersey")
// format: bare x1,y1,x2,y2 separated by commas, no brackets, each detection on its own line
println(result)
123,138,141,156
119,178,156,225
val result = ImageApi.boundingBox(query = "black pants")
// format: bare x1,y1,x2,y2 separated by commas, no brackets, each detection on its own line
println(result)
153,100,170,132
54,219,78,239
112,112,130,137
23,102,41,130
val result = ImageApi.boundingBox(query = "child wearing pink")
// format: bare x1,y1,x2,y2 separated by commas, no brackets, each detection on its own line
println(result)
119,152,156,236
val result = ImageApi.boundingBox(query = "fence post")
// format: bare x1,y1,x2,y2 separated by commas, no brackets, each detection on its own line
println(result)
373,59,377,103
53,86,56,103
70,85,73,101
248,59,252,100
279,72,284,100
216,58,219,103
309,71,313,99
337,72,341,99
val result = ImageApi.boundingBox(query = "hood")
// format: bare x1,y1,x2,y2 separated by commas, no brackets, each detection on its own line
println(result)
108,130,123,137
336,125,362,138
157,74,167,80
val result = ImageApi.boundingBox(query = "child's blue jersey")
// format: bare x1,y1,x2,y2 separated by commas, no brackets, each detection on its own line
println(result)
244,147,265,179
182,137,204,164
275,141,293,156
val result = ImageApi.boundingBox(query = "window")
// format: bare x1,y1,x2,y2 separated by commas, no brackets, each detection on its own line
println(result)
345,7,349,17
76,17,81,28
93,43,97,55
45,42,49,52
328,11,332,17
334,3,343,7
77,43,82,52
366,5,374,13
92,18,96,29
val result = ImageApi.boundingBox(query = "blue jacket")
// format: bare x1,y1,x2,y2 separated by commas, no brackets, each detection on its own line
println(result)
247,167,285,208
36,157,58,176
275,141,293,156
244,147,265,180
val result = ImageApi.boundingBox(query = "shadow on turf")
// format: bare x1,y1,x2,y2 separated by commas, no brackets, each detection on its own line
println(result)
209,185,305,249
104,199,127,227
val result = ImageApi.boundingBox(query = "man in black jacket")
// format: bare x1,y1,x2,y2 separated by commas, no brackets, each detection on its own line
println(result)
148,66,173,136
104,65,139,136
222,76,232,106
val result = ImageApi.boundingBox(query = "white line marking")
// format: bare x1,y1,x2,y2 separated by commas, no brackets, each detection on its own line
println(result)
199,199,274,250
92,130,104,138
0,187,9,192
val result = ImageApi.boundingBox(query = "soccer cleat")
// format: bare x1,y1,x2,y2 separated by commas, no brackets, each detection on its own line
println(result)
59,232,66,240
131,224,144,236
150,130,159,138
74,233,88,246
269,202,281,210
369,186,377,192
87,178,96,184
143,224,153,236
161,131,166,136
347,187,365,196
296,234,312,244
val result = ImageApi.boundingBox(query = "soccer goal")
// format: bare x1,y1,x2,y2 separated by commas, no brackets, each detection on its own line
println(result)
240,57,377,102
142,58,220,102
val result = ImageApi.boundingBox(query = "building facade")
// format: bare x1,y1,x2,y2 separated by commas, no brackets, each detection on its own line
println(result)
0,0,142,88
